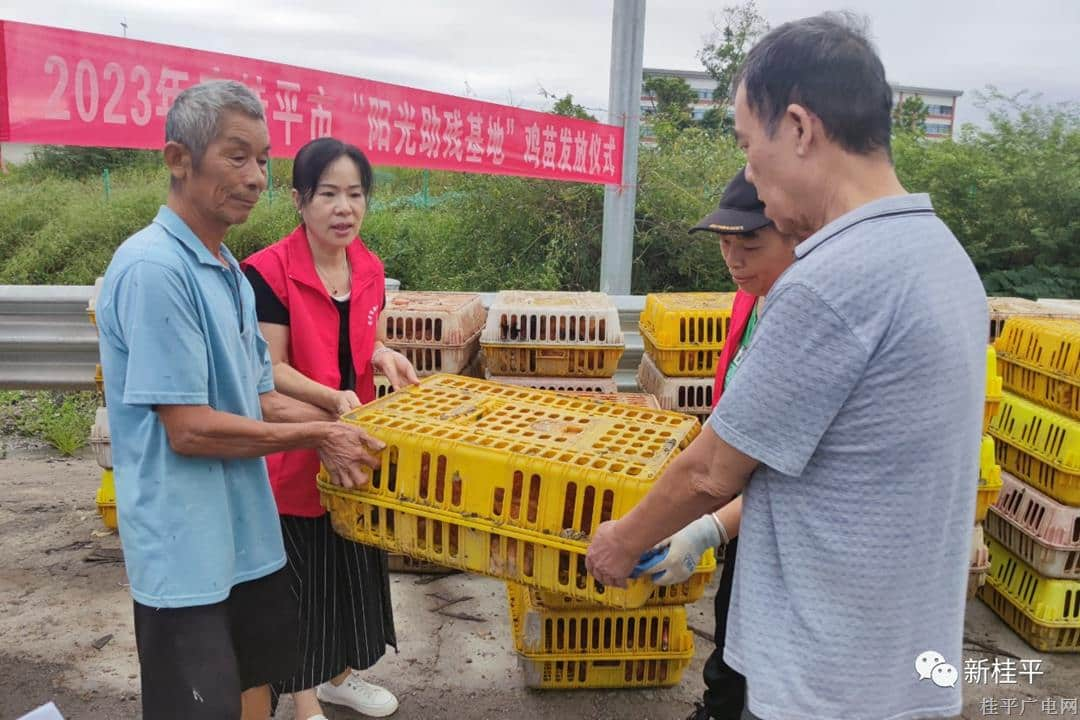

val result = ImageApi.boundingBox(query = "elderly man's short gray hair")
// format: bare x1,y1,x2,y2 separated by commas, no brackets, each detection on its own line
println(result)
165,80,265,166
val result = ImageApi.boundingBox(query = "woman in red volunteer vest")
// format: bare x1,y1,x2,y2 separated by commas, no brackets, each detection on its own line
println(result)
648,169,797,720
242,137,418,720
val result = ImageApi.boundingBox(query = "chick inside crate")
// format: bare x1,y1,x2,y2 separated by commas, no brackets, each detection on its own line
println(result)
318,374,701,608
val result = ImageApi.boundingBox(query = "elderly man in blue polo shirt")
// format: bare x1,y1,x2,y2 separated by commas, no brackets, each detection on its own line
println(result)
588,13,987,720
96,80,383,720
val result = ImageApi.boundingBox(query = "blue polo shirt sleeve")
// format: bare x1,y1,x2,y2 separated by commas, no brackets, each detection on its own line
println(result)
115,260,210,406
255,329,275,395
708,281,869,477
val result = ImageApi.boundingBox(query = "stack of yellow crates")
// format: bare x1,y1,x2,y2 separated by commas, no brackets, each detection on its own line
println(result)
481,291,625,394
635,293,735,423
503,562,712,690
968,347,1004,598
315,374,715,688
987,296,1074,343
87,279,116,531
982,316,1080,652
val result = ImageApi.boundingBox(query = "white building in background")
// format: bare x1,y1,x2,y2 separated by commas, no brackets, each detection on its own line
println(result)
640,67,964,141
891,85,963,139
641,67,720,123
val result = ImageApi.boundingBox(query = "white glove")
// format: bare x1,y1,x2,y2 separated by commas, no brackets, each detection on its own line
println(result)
649,514,723,586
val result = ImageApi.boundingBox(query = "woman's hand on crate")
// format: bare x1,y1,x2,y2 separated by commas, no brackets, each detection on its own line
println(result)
317,422,385,489
372,346,420,390
333,390,362,416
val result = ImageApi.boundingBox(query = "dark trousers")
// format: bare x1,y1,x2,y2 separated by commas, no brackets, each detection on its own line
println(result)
702,537,747,720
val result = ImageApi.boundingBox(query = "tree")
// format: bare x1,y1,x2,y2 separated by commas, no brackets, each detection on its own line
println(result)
698,1,769,108
550,94,597,122
643,76,697,129
699,107,730,133
892,96,929,136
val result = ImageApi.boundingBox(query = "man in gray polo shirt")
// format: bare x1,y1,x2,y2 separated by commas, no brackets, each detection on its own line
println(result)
588,13,987,720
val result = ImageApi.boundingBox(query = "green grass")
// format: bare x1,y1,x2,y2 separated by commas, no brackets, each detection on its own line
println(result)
0,390,97,456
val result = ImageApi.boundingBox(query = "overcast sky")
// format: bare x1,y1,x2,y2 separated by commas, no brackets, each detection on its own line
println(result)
5,0,1079,128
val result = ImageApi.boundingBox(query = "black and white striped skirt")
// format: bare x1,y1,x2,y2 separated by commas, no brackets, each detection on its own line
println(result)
274,513,397,695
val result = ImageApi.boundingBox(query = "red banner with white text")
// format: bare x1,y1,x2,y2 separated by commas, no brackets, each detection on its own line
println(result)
0,21,623,185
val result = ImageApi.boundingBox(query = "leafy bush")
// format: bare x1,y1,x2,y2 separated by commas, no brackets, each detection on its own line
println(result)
27,146,159,179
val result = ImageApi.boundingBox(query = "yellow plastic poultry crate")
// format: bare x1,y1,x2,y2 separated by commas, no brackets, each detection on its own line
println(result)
506,582,690,656
979,536,1080,651
984,345,1004,433
321,479,658,609
995,317,1080,421
637,293,736,378
995,317,1080,378
979,582,1080,653
640,330,724,378
977,435,1003,523
534,548,717,608
518,651,695,690
328,374,699,532
638,293,735,347
318,375,700,608
997,355,1080,422
96,469,117,530
381,291,487,347
989,393,1080,506
507,583,695,689
987,297,1067,343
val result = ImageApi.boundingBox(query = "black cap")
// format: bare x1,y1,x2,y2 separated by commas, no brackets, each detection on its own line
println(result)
688,168,772,234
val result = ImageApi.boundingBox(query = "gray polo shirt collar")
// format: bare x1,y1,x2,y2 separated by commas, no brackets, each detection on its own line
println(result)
795,193,936,260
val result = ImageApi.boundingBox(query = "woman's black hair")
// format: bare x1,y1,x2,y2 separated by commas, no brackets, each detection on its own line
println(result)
292,137,374,207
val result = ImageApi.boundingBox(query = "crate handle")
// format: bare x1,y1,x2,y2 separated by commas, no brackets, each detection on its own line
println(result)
537,348,571,360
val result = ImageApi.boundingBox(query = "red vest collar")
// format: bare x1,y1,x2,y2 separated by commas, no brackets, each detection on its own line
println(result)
283,224,379,297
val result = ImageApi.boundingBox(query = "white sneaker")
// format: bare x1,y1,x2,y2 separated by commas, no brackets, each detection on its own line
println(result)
316,674,399,717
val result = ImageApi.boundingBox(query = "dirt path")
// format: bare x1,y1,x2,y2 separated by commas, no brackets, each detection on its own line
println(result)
1,445,1077,719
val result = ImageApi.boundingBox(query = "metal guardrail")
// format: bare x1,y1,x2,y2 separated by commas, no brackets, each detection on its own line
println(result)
0,285,646,392
0,285,98,390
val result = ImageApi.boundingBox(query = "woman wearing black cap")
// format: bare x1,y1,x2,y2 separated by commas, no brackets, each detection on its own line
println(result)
649,168,797,720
